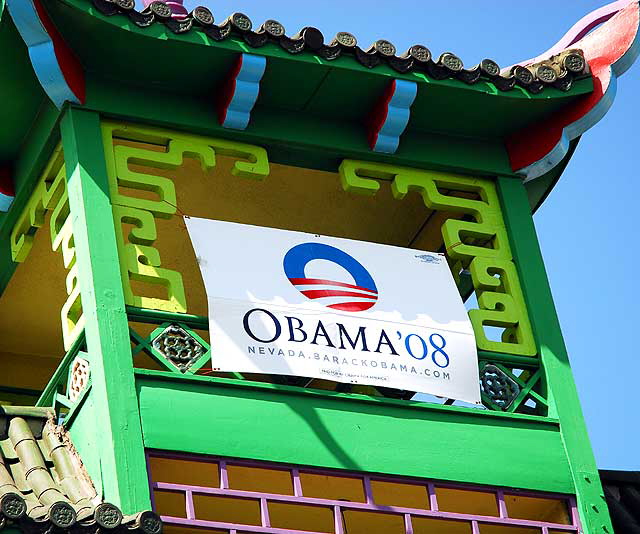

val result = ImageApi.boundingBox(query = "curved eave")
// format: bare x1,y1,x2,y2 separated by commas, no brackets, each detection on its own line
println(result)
9,0,632,217
45,0,593,143
507,0,640,182
527,138,581,213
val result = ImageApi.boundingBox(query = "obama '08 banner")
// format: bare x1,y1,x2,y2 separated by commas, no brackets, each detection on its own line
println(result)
185,218,481,404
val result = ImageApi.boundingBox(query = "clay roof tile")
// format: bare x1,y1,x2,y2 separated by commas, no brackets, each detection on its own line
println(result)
0,407,161,534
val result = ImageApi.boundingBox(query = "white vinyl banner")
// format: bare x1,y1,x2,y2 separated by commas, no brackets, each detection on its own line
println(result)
185,218,481,403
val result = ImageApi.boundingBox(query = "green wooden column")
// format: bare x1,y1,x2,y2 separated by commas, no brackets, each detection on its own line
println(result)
60,107,150,513
497,177,612,534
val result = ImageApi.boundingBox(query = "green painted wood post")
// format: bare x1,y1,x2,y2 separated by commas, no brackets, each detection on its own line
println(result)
496,177,612,534
60,107,150,514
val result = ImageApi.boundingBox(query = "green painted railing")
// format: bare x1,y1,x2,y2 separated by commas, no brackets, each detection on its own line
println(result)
125,306,548,416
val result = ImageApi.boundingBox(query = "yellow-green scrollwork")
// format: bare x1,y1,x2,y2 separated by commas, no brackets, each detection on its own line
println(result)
101,122,270,313
339,159,536,357
10,147,84,350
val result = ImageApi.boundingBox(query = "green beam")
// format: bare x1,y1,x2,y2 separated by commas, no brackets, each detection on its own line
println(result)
136,369,573,494
84,76,514,178
60,107,150,514
496,177,612,534
126,305,208,329
136,368,557,424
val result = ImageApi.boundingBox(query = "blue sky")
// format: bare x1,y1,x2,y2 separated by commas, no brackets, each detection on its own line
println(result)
172,0,639,470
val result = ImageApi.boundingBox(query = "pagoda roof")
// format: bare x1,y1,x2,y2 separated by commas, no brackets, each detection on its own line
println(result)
90,0,591,96
0,406,161,534
0,0,637,216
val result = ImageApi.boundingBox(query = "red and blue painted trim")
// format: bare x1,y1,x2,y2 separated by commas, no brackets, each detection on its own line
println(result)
218,53,267,131
0,167,15,213
507,0,640,181
368,79,418,154
6,0,84,108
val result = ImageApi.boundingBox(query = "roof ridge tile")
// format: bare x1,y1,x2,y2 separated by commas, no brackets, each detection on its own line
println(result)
89,0,591,94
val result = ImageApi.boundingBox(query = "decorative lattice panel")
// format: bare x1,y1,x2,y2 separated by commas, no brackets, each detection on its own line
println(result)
478,358,547,416
67,356,90,403
149,452,580,534
127,311,548,415
130,319,211,376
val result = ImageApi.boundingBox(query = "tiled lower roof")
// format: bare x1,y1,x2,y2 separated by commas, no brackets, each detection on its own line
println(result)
90,0,590,94
0,406,161,534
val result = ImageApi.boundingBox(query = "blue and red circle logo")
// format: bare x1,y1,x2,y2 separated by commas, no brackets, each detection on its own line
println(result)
283,243,378,312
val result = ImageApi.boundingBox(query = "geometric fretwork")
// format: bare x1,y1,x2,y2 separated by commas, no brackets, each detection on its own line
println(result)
339,160,537,358
8,146,85,351
102,121,536,359
130,320,210,375
67,356,90,403
101,121,269,314
151,324,205,373
479,363,520,409
478,358,548,416
149,451,579,534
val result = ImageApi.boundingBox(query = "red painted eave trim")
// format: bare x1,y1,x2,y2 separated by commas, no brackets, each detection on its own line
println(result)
0,166,15,197
367,80,396,150
34,0,85,103
507,1,639,175
217,55,243,126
